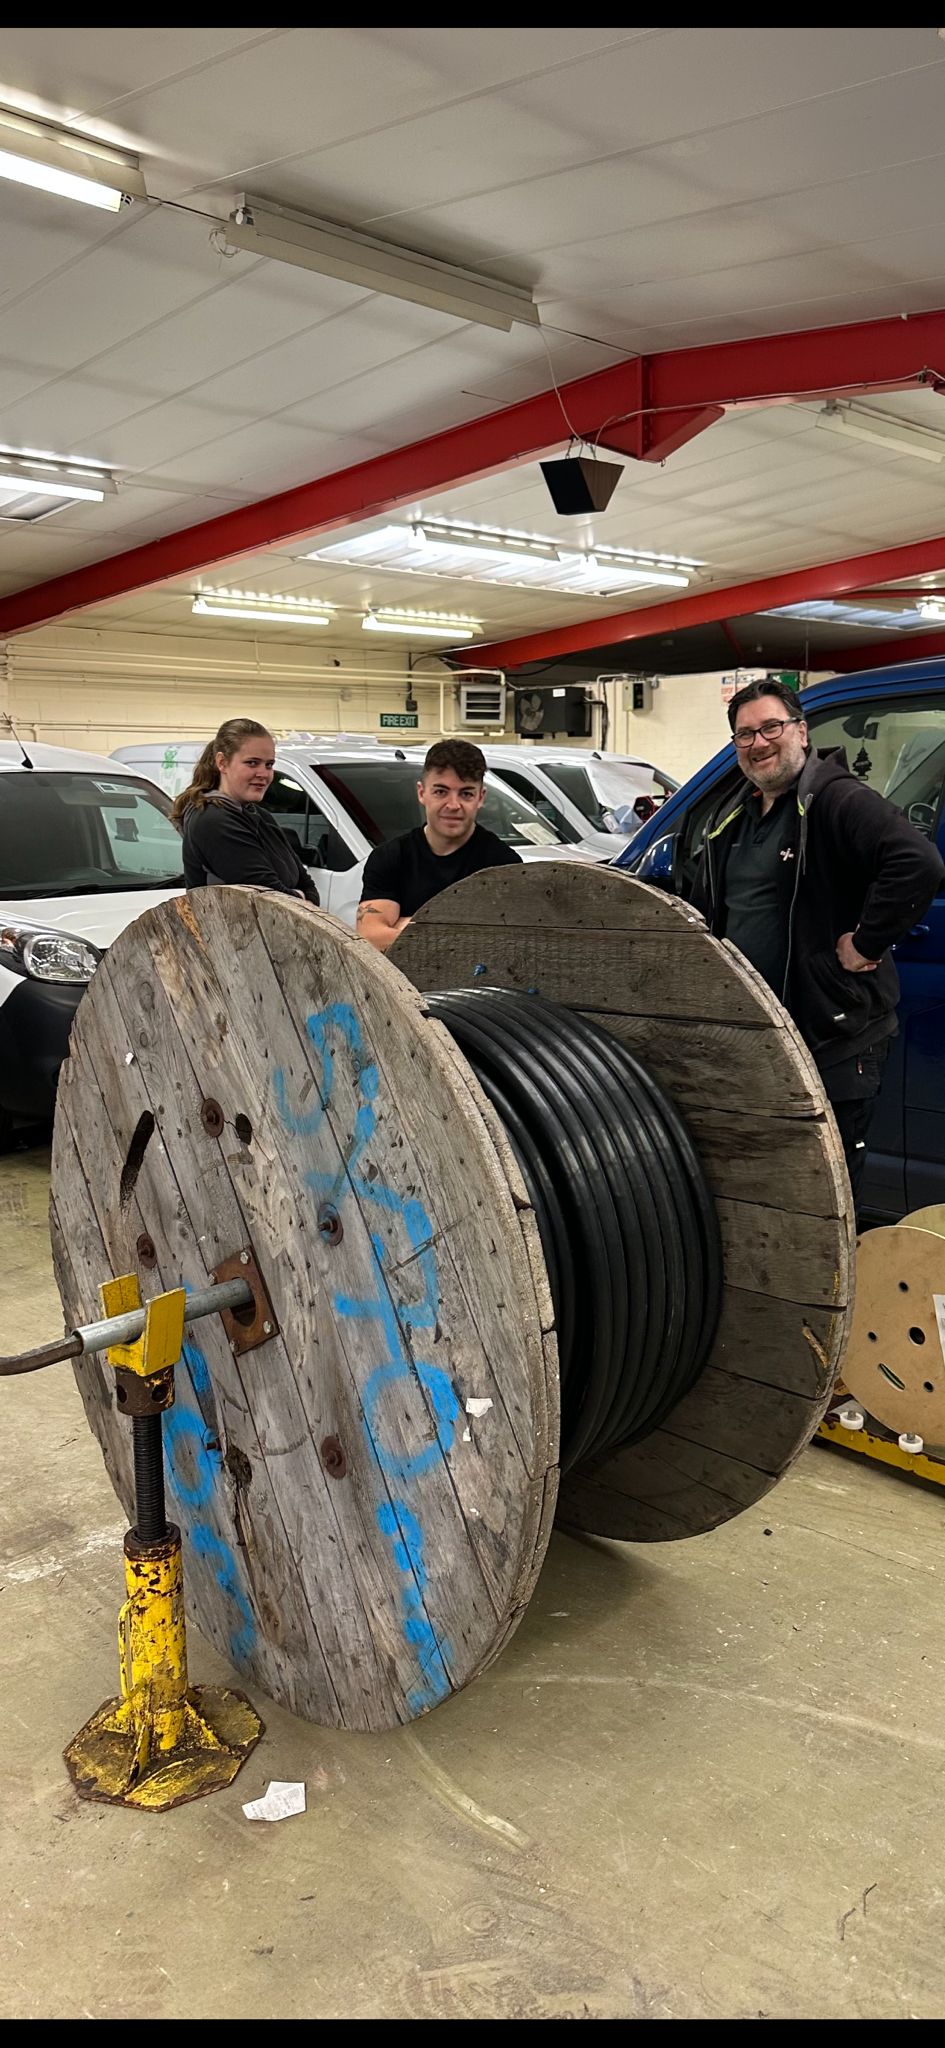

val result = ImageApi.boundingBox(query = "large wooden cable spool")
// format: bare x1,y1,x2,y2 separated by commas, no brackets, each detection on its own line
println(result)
50,868,853,1733
392,864,854,1542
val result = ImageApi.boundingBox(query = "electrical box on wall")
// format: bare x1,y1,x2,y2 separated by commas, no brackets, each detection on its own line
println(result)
513,686,591,739
620,677,659,714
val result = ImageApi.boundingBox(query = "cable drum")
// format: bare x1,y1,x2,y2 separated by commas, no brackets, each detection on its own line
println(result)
426,987,723,1473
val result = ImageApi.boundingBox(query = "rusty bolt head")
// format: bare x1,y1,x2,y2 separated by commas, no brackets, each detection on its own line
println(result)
320,1435,347,1480
136,1232,157,1269
200,1097,225,1137
317,1204,343,1246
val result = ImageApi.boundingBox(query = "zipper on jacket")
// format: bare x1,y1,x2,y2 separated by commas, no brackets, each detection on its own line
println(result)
781,790,807,1003
704,802,744,932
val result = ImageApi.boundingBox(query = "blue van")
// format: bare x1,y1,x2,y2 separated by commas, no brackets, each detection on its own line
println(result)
617,659,945,1222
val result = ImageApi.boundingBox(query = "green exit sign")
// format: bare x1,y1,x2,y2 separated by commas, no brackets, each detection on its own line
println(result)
379,711,419,729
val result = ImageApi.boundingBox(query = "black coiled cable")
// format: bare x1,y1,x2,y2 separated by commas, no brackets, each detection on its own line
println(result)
426,988,722,1474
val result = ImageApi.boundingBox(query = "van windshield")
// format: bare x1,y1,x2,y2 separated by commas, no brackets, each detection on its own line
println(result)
315,761,561,847
0,772,184,898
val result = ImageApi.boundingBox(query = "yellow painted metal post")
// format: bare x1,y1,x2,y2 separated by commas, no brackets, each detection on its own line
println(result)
119,1534,190,1764
64,1276,263,1810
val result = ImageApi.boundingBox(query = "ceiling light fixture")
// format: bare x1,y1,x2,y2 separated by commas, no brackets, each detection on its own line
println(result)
815,401,945,463
226,196,538,333
416,521,561,564
192,589,334,626
0,448,116,522
306,520,698,595
0,104,147,212
362,608,481,641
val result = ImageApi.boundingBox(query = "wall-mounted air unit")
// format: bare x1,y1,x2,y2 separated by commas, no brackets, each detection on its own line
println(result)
457,670,507,728
513,685,591,739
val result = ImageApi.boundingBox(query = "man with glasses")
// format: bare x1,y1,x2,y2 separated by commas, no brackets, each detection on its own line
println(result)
692,677,944,1207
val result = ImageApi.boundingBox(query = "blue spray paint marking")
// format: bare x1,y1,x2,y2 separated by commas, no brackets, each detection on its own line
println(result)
163,1333,257,1667
377,1499,450,1712
274,1000,456,1706
189,1525,257,1664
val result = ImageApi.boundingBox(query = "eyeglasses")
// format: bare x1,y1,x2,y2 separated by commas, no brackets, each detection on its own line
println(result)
732,717,801,750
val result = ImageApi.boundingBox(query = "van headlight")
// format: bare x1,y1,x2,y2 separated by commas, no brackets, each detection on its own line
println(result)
0,921,102,985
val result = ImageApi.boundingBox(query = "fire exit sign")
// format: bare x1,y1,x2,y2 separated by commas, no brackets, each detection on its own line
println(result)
379,712,419,729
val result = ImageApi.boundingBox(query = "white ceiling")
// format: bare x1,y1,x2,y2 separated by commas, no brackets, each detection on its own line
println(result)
2,27,945,649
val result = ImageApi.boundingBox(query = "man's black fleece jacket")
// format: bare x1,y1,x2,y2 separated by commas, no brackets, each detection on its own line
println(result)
691,747,944,1069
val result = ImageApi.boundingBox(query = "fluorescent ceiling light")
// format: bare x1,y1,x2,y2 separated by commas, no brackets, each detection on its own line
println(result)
193,590,333,627
226,196,538,333
815,401,945,464
419,521,560,564
0,105,146,212
362,609,481,642
0,469,105,504
765,598,944,632
0,448,116,522
306,520,699,596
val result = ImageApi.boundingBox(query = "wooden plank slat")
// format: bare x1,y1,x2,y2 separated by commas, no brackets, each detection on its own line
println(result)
579,1015,814,1118
404,863,705,932
677,1108,843,1214
714,1197,850,1309
397,923,762,1022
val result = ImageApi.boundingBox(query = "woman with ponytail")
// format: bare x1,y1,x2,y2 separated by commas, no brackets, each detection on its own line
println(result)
171,718,319,903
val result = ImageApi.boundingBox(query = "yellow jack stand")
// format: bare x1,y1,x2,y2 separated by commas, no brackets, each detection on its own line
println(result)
63,1275,263,1810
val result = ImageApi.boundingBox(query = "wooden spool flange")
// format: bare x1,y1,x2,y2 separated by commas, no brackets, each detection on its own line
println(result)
392,863,854,1545
842,1209,945,1446
50,867,853,1731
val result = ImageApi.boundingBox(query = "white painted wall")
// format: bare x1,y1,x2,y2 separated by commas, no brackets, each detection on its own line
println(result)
0,627,835,788
611,669,834,783
0,624,452,754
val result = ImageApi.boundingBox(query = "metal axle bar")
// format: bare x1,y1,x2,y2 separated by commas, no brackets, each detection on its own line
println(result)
0,1277,253,1378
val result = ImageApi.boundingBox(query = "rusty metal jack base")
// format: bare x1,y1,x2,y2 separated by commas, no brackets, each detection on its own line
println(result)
65,1516,263,1812
64,1683,263,1811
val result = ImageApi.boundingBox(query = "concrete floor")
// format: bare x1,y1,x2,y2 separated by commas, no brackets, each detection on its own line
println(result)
2,1144,944,2020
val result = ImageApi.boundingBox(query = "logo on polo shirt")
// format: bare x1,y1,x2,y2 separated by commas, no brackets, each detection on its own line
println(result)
779,846,795,861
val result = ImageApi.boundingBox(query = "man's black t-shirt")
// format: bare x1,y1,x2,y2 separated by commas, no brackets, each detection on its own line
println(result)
721,787,796,997
360,824,521,915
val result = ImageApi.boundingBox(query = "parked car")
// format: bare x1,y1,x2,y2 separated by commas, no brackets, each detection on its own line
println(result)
617,660,945,1220
468,748,634,858
0,742,184,1140
496,746,678,840
112,738,606,928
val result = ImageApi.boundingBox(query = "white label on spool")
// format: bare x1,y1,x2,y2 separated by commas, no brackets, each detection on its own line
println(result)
933,1294,945,1367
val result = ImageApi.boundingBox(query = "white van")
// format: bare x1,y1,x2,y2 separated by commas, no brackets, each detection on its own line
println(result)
112,738,605,926
0,741,184,1140
514,748,679,835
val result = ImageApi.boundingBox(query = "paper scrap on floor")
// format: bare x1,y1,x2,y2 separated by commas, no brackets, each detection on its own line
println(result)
242,1780,306,1822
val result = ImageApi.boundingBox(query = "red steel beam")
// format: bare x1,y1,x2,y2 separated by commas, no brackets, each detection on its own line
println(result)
472,532,945,670
3,307,945,636
826,628,945,673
